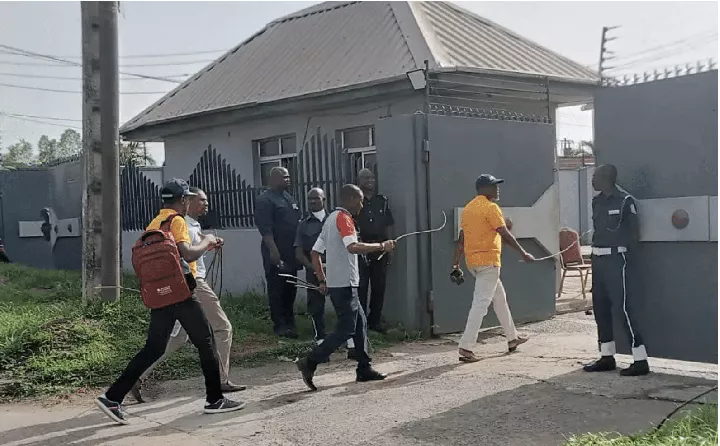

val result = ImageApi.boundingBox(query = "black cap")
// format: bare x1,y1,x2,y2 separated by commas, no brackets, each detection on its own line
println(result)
161,178,197,199
475,174,504,189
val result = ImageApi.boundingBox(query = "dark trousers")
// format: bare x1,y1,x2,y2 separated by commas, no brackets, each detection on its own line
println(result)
358,255,389,328
265,267,298,335
305,269,326,341
592,253,645,350
105,297,223,404
308,287,371,369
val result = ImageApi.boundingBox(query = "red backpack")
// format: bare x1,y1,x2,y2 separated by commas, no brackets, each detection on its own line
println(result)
132,214,194,309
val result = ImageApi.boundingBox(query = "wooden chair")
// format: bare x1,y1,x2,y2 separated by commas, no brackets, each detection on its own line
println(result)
557,228,592,299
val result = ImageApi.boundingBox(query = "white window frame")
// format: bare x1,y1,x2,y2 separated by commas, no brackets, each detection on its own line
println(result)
340,126,376,171
256,134,297,186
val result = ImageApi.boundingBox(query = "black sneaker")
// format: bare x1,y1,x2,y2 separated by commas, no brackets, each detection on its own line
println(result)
347,348,359,361
203,398,247,414
295,357,318,391
369,324,387,335
620,360,650,377
356,368,387,382
583,356,617,372
95,395,130,425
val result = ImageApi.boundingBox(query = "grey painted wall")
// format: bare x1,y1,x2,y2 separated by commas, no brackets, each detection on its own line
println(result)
425,115,558,334
559,167,594,244
594,70,718,364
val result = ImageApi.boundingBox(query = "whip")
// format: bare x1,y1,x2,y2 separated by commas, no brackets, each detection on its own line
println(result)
206,244,224,296
279,273,322,291
522,229,593,262
378,211,447,260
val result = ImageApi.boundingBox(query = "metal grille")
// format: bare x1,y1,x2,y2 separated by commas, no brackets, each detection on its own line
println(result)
294,128,346,215
120,163,161,231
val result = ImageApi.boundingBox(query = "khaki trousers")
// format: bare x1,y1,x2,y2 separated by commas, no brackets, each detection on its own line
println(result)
140,278,233,383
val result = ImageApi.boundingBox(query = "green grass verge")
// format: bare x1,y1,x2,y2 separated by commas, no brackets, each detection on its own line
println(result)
564,404,718,446
0,263,423,400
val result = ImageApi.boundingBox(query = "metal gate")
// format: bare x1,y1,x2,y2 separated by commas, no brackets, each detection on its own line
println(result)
594,67,718,364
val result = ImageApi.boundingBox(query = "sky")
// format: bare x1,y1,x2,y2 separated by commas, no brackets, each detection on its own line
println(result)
0,1,717,165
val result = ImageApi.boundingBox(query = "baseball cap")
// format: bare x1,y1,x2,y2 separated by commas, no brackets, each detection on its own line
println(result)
475,174,504,189
161,178,197,199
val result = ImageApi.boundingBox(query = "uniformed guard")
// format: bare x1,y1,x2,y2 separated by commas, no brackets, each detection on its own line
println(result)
294,188,328,344
355,168,394,333
584,164,650,376
255,166,302,338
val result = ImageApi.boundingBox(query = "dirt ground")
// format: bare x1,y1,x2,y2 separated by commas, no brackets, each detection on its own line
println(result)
1,311,716,446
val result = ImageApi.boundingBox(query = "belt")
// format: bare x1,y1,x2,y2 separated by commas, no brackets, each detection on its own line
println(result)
592,246,627,256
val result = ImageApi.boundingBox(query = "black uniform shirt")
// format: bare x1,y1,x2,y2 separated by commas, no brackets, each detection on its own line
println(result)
294,212,326,264
255,189,301,269
356,194,394,243
592,187,638,248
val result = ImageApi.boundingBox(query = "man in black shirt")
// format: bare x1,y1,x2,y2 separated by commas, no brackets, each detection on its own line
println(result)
294,188,328,344
584,164,649,377
255,167,301,338
355,168,394,333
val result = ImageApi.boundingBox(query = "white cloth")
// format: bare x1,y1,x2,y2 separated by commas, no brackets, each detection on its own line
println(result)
312,209,326,221
185,216,206,279
458,266,518,351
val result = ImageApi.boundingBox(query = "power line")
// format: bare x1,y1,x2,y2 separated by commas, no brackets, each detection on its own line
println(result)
615,29,717,62
0,44,182,84
0,58,214,68
0,112,81,122
0,48,227,59
609,37,717,71
0,113,82,130
0,81,169,95
0,71,191,81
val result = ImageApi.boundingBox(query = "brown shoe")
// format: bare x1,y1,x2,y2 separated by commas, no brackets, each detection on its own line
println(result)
458,348,482,363
508,335,529,353
221,381,247,393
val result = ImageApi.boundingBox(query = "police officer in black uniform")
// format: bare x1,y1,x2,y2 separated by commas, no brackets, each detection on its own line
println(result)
294,188,328,344
584,164,649,377
255,166,301,338
356,168,394,333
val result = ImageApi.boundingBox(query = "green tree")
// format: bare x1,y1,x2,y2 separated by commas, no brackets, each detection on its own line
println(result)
121,141,155,166
57,129,82,158
37,135,59,164
3,139,35,167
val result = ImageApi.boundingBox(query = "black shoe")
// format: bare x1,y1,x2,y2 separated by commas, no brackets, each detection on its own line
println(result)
204,397,246,414
620,360,650,377
369,324,387,335
95,395,130,425
221,381,247,393
130,382,145,404
356,368,388,382
347,347,359,361
583,356,617,372
295,357,318,391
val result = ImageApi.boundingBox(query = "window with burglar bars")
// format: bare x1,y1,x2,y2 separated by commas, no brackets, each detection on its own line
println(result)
293,128,346,215
188,146,257,229
338,125,376,185
256,134,297,187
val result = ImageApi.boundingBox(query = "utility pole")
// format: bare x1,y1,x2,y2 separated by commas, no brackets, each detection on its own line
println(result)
598,26,620,84
99,1,120,302
81,2,120,302
81,2,102,302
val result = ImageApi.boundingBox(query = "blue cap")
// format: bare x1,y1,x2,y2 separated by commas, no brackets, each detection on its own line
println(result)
161,178,197,199
475,174,504,189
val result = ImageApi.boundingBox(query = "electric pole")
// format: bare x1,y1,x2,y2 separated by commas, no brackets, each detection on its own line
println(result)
81,2,120,302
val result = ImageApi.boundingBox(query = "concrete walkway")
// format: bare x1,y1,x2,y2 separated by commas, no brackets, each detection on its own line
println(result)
1,313,716,446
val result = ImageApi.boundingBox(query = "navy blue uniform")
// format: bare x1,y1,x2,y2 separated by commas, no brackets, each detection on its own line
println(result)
356,194,394,329
591,187,647,361
255,189,301,335
294,213,327,341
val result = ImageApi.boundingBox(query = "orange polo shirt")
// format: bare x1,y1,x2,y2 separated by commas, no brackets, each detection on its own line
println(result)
461,195,506,268
147,208,197,277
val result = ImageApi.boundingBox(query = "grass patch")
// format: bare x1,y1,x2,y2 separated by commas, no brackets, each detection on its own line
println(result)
0,263,423,400
564,404,718,446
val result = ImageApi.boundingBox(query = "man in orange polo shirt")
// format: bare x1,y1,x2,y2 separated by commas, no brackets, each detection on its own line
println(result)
452,174,534,362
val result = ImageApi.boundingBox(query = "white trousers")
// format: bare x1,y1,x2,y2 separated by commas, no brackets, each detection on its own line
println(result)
458,266,518,351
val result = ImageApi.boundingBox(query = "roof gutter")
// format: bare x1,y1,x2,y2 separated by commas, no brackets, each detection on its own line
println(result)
432,66,599,86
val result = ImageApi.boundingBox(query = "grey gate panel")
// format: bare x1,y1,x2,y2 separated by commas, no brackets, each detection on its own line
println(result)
426,115,558,334
594,70,718,364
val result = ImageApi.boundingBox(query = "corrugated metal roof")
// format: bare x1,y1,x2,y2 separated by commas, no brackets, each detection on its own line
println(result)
414,2,599,81
122,1,598,135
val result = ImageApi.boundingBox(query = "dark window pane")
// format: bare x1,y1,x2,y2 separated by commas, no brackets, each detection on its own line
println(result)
363,153,377,171
281,136,297,154
342,127,372,149
259,139,280,158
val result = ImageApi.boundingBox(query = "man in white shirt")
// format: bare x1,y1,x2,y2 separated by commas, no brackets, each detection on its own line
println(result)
132,187,245,402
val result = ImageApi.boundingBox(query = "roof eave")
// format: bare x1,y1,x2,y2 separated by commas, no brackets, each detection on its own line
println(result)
434,66,599,86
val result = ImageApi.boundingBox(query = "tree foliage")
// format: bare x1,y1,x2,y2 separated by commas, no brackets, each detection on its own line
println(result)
2,139,35,167
120,140,155,166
